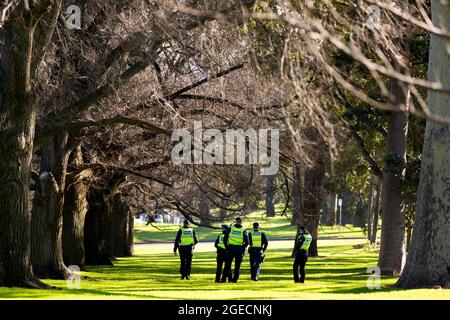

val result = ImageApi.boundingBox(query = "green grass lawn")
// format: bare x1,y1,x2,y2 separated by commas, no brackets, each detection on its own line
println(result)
1,239,448,299
1,208,445,300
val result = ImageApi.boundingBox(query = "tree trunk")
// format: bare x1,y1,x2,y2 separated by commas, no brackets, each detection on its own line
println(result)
340,192,351,225
0,2,60,287
199,193,212,224
84,188,114,265
291,163,301,226
370,178,381,244
31,134,71,279
327,194,337,226
352,199,365,228
265,174,276,217
126,211,135,257
0,120,42,287
378,81,409,275
367,175,375,241
396,1,450,288
405,227,412,253
110,194,132,257
0,109,39,287
84,174,126,265
298,157,325,257
63,146,90,269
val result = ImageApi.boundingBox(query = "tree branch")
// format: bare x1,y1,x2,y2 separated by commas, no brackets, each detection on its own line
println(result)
35,116,171,150
67,163,172,187
164,63,244,100
349,126,383,178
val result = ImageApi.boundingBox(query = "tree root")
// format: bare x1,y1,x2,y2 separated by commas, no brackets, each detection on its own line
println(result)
1,277,57,289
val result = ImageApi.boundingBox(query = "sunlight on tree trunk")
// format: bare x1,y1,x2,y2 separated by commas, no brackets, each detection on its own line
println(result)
396,0,450,288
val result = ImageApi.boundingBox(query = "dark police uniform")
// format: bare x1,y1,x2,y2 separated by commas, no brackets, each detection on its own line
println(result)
248,229,268,280
292,233,313,283
214,232,231,282
174,226,199,279
221,223,249,282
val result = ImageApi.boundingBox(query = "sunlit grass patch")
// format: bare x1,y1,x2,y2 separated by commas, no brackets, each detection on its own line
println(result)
0,238,448,300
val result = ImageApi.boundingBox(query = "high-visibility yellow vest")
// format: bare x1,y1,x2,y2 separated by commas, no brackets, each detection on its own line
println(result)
300,234,313,250
180,228,195,246
228,226,244,246
217,234,226,249
250,230,262,248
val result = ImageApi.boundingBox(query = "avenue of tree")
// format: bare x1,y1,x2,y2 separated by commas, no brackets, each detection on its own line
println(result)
0,0,448,289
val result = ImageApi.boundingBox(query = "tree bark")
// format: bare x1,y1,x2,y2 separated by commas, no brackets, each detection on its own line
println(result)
378,82,409,275
327,194,337,226
84,174,126,265
396,1,450,288
31,134,71,279
291,163,301,226
367,175,374,241
126,211,135,257
265,174,276,217
0,1,61,288
297,156,325,257
84,188,114,265
370,178,381,244
62,146,90,269
0,102,38,287
110,194,133,257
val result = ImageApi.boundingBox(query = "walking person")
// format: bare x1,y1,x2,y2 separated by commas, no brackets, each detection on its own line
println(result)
292,225,313,283
174,219,199,280
214,224,232,282
248,222,268,281
221,217,249,283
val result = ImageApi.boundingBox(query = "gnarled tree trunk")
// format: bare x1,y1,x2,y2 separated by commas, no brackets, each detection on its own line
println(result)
396,1,450,288
84,174,126,265
31,134,71,279
110,194,133,257
84,188,114,265
63,146,90,269
0,1,61,288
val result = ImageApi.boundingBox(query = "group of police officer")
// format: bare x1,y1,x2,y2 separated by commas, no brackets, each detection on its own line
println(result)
174,217,313,283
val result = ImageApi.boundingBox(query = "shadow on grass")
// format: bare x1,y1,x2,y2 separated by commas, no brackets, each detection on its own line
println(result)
1,240,405,299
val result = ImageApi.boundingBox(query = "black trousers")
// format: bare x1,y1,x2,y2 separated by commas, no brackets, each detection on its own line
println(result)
222,245,244,282
216,249,231,282
179,245,193,278
249,248,264,280
293,250,308,282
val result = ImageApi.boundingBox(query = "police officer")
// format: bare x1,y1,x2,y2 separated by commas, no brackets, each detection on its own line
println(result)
248,222,268,281
222,217,249,283
174,219,199,280
214,224,232,283
292,225,313,283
